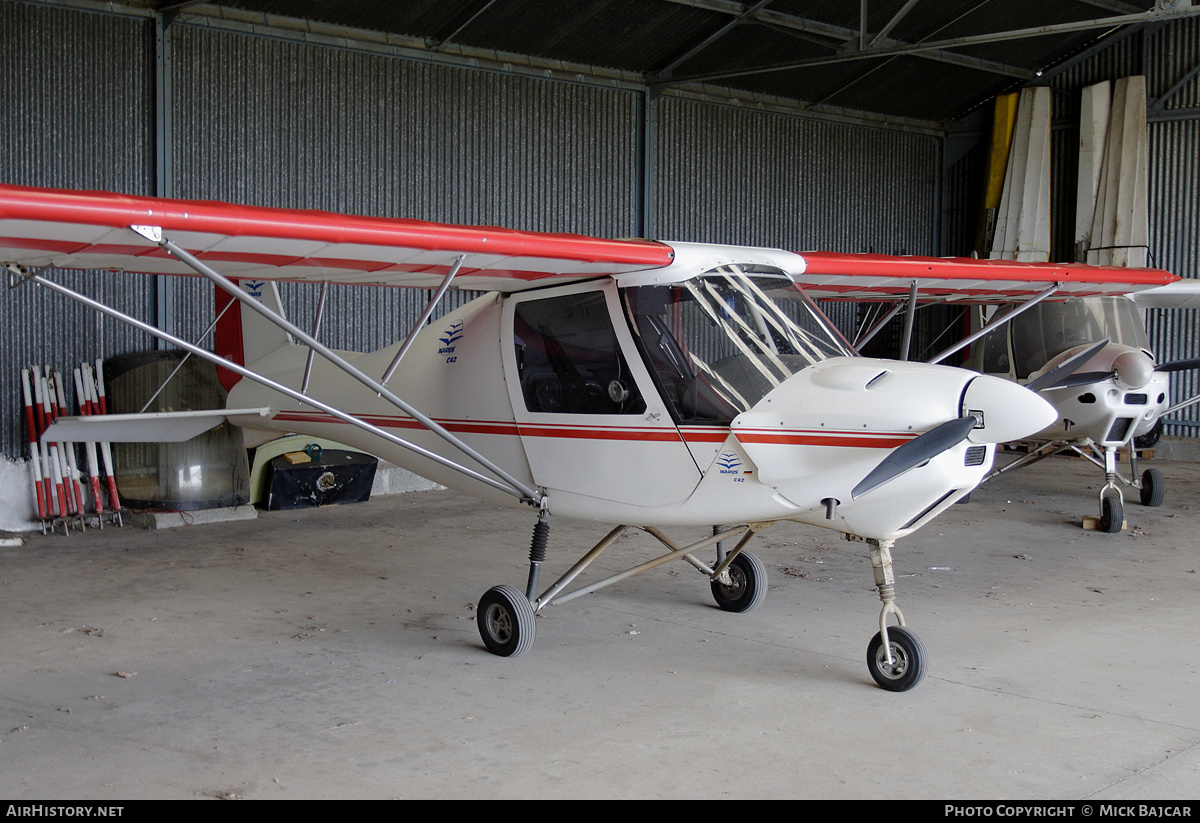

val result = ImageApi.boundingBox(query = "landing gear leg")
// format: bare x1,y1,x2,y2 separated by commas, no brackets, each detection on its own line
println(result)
865,539,928,691
478,510,548,657
525,510,549,600
1127,445,1166,507
1099,446,1125,533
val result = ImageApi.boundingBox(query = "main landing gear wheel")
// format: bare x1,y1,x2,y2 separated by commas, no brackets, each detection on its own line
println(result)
1140,468,1165,507
1135,419,1163,450
867,626,928,692
1100,494,1124,534
477,584,536,657
710,551,767,613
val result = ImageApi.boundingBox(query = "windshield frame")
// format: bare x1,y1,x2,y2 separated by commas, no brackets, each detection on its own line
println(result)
995,296,1152,379
621,265,856,425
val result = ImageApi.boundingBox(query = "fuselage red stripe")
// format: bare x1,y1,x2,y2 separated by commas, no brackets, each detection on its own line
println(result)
270,411,912,449
736,432,912,448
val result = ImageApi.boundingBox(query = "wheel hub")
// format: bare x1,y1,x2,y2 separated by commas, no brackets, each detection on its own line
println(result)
484,604,514,643
717,566,746,598
874,642,910,679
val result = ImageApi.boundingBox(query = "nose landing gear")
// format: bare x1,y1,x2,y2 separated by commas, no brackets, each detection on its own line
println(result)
865,538,928,692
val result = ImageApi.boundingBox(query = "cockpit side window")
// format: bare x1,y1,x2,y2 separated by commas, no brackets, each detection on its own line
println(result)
513,291,646,415
625,286,743,424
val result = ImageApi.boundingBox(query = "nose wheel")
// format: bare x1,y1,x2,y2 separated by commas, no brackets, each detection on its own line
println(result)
1092,446,1165,533
867,626,928,691
865,538,929,691
1100,491,1124,533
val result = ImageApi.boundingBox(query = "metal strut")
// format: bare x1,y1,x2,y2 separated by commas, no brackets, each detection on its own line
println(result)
928,282,1059,365
20,267,532,504
128,226,543,506
532,522,772,612
525,508,549,600
869,538,906,667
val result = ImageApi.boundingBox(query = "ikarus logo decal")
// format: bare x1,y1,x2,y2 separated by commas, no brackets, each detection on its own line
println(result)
242,280,265,299
439,320,463,363
716,451,752,482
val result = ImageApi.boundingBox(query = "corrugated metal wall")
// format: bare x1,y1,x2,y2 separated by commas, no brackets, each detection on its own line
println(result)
1146,117,1200,435
653,97,939,339
1,2,160,462
1145,19,1200,435
167,25,645,353
654,97,938,253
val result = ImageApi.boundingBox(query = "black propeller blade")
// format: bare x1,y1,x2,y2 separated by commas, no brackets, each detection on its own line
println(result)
1156,357,1200,373
1030,350,1200,392
1038,369,1113,390
851,415,979,499
1025,339,1111,393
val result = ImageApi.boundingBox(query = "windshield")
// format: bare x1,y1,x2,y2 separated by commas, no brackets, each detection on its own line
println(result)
622,266,855,424
1008,296,1151,378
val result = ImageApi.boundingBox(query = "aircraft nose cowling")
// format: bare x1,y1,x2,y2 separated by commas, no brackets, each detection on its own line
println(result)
962,374,1057,445
1113,350,1155,390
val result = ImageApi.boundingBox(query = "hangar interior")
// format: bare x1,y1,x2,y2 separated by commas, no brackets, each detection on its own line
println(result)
3,0,1200,801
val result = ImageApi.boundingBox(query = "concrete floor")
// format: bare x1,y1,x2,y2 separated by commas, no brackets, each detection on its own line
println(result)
1,454,1198,799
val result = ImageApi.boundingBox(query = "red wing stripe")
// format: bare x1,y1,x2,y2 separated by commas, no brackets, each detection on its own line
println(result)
0,184,674,271
798,251,1175,286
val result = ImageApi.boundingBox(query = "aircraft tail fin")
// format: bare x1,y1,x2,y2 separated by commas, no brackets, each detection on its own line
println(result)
213,279,293,392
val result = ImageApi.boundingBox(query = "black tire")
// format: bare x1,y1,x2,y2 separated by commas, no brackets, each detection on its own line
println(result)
1139,468,1165,507
1100,495,1124,533
1135,419,1163,450
866,626,928,692
710,551,767,613
477,584,536,657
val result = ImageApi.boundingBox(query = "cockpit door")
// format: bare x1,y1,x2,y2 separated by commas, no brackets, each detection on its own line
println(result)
502,281,702,507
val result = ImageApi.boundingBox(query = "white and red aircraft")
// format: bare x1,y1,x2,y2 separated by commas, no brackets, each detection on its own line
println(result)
799,251,1199,533
0,184,1178,690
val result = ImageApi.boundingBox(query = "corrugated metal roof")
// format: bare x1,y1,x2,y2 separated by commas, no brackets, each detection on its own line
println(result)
118,0,1200,125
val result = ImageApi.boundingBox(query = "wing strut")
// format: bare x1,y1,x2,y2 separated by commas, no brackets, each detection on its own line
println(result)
854,301,906,349
300,281,329,395
927,282,1059,364
382,255,464,384
131,227,542,505
138,296,238,413
898,280,918,361
8,262,541,506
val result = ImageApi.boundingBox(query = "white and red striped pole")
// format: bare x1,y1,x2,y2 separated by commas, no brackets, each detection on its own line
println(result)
93,359,108,414
74,367,105,515
84,362,121,512
31,367,60,516
40,371,70,518
54,371,86,517
20,368,48,520
45,371,76,516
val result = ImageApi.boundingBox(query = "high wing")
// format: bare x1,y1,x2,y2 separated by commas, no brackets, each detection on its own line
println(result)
1130,279,1200,310
793,251,1177,302
0,184,673,290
